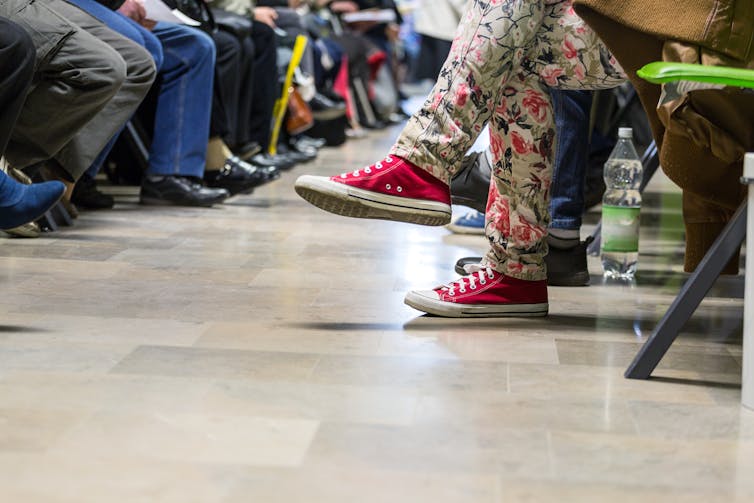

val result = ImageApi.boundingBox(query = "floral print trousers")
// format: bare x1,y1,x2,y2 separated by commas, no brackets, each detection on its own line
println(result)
391,0,626,280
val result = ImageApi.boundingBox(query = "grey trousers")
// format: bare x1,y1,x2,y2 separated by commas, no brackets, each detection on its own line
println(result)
1,0,155,180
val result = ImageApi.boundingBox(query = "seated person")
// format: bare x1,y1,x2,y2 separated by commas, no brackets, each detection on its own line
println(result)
67,0,230,207
0,17,65,230
210,0,304,168
1,0,155,221
574,0,754,274
294,0,627,318
2,0,155,187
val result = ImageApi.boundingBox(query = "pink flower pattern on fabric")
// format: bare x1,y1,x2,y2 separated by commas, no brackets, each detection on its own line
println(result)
391,0,625,280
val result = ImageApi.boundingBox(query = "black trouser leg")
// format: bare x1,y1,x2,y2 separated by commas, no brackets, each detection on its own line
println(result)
248,20,278,150
0,18,35,158
211,30,243,140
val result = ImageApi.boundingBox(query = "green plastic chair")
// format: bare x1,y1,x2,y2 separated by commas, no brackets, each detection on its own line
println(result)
626,62,754,381
637,62,754,88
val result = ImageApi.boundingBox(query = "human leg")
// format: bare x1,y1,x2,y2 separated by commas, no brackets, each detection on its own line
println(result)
0,18,35,158
0,17,65,228
3,1,127,180
138,23,231,207
297,1,624,316
146,23,215,178
44,0,156,181
451,89,594,286
247,20,278,153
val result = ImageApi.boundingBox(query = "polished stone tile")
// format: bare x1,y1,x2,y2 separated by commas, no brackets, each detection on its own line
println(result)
303,422,550,476
223,467,501,503
556,339,742,374
111,345,320,381
0,126,749,501
53,410,319,466
202,381,418,426
309,355,509,391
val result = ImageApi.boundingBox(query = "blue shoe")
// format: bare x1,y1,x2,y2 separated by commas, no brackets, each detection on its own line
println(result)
0,170,65,230
447,210,485,235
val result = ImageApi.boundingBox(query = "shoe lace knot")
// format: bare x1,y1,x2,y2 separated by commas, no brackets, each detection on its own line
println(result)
442,266,495,296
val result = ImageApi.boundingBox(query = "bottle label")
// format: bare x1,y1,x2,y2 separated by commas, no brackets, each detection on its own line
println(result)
602,205,640,252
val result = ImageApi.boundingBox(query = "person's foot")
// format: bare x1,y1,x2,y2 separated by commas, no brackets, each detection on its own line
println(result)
309,92,347,121
294,135,326,150
0,171,65,230
234,141,262,161
277,143,316,164
454,237,593,287
450,150,492,214
71,174,115,210
404,266,548,318
294,155,452,226
249,153,297,171
140,176,229,207
204,156,278,195
447,210,485,235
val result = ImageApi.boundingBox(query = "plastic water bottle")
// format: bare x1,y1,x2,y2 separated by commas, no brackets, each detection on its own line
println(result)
601,127,642,279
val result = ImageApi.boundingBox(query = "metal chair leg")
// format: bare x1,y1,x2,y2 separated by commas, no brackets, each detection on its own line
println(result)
625,201,747,379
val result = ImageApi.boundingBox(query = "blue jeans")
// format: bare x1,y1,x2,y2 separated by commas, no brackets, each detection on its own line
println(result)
549,90,593,231
70,0,215,178
68,0,165,179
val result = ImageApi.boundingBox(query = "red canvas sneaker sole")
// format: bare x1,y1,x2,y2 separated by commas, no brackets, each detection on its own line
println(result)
404,289,549,318
295,175,452,226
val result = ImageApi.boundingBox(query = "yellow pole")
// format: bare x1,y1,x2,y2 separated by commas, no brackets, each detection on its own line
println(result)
269,35,308,156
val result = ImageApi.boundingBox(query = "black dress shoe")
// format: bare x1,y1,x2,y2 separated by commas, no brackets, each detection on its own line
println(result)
140,175,229,207
204,156,278,195
295,135,326,149
278,143,316,163
453,237,592,287
450,150,492,213
290,141,318,158
310,92,347,121
249,153,296,170
71,174,114,210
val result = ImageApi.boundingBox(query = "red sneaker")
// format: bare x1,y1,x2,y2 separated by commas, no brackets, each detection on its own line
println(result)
404,267,548,318
294,155,452,226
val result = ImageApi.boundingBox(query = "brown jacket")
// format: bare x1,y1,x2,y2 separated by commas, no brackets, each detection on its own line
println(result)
575,0,754,61
574,0,754,273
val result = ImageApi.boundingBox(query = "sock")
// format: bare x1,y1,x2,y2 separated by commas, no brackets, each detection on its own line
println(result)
548,229,580,249
206,137,230,172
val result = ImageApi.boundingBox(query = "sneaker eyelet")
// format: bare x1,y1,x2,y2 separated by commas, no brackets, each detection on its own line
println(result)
470,285,477,290
386,184,391,190
365,168,372,174
480,280,487,285
376,162,383,169
459,288,466,294
397,186,403,193
386,156,393,163
449,291,455,296
340,174,347,179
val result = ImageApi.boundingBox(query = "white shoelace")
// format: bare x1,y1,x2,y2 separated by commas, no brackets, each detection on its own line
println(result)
341,156,393,178
442,266,495,296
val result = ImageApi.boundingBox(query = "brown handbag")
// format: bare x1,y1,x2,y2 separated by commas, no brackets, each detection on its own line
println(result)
286,87,314,135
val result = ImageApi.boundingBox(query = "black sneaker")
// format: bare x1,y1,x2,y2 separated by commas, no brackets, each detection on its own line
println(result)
140,176,229,207
71,174,114,210
450,150,491,213
454,237,592,287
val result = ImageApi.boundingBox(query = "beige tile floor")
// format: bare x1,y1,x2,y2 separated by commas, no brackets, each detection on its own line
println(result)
0,125,752,502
